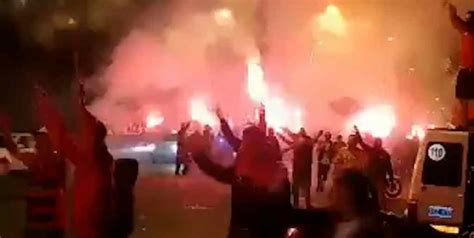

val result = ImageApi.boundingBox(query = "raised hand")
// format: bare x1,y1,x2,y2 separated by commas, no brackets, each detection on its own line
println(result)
215,107,224,120
317,130,324,137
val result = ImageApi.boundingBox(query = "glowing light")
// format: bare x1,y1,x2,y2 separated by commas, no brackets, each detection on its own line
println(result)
287,227,298,237
317,4,347,36
68,18,76,25
190,97,217,126
131,143,156,152
170,143,178,153
348,104,396,138
213,8,235,27
430,225,459,234
146,112,164,128
265,97,303,132
406,124,426,140
247,57,269,103
387,36,394,42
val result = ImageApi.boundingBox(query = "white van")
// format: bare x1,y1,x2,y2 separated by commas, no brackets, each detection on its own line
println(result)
408,129,474,237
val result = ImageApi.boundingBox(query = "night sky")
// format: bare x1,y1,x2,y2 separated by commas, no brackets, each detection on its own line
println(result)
0,0,157,131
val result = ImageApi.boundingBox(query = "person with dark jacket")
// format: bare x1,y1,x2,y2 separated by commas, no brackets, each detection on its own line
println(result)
188,126,291,238
110,159,139,238
355,128,393,210
175,122,190,175
268,127,282,160
316,131,333,192
279,128,319,208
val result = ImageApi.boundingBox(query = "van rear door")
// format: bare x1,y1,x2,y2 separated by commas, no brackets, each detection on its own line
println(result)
416,131,467,226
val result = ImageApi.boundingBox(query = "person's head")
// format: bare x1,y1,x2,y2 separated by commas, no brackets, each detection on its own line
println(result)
268,127,275,136
347,135,357,147
329,169,378,219
298,127,307,136
336,134,344,142
236,125,279,185
203,125,212,136
33,132,53,154
324,131,332,141
373,138,383,149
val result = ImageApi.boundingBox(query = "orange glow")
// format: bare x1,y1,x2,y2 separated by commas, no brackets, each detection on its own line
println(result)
406,124,426,140
190,97,217,126
265,97,303,132
213,8,235,27
316,4,347,36
145,112,164,128
247,57,269,103
348,104,396,138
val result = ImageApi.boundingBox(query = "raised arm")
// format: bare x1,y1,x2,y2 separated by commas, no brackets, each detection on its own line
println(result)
282,127,299,141
35,87,79,165
187,132,235,184
354,126,372,152
312,130,324,144
449,4,474,33
277,133,294,146
257,104,267,133
216,108,241,152
193,152,236,184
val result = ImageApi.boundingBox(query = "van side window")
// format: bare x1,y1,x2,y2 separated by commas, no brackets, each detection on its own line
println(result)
422,142,463,187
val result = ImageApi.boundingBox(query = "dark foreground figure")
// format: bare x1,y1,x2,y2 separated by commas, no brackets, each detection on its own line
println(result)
188,126,291,238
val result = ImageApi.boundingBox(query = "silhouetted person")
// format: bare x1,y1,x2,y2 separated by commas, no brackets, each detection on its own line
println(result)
279,128,316,208
316,131,332,192
448,3,474,127
268,128,281,159
216,108,242,152
333,135,347,152
175,122,190,176
333,135,366,176
288,169,383,238
36,85,113,238
188,126,291,238
110,158,139,238
355,128,393,210
329,169,383,238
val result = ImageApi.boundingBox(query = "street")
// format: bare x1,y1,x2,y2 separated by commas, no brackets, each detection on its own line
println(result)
129,158,408,238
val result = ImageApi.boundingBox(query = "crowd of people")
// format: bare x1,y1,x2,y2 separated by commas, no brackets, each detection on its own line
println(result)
171,104,403,238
